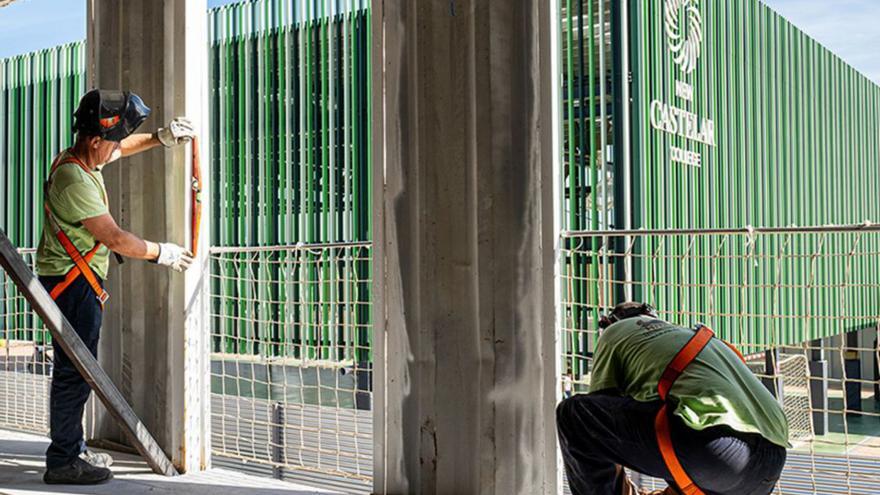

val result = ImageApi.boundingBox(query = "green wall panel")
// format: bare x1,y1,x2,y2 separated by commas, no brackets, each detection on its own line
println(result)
209,0,372,361
0,42,84,344
560,0,880,359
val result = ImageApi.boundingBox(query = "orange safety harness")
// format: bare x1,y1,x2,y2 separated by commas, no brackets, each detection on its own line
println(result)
44,152,111,308
655,325,745,495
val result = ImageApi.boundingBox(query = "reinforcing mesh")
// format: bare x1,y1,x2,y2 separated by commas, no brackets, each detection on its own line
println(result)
208,243,372,486
0,249,52,435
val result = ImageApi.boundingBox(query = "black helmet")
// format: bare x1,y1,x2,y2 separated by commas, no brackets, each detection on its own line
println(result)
598,302,658,329
73,89,151,142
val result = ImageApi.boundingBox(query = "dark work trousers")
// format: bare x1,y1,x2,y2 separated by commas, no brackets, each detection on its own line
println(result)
556,393,786,495
40,275,103,469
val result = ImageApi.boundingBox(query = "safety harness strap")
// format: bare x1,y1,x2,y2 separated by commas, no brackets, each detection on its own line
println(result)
48,242,102,300
655,326,715,495
657,327,715,400
44,152,110,307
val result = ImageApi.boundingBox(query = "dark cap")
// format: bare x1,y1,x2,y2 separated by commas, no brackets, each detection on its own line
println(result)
73,89,151,142
598,302,658,329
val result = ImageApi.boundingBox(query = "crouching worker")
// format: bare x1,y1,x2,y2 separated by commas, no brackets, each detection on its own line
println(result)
556,302,789,495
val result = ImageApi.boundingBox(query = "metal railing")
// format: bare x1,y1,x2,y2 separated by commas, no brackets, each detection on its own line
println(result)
0,249,51,435
208,242,372,492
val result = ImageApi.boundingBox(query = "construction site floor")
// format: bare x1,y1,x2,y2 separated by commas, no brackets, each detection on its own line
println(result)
0,429,340,495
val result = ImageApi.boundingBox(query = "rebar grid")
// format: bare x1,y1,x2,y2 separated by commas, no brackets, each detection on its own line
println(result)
208,244,372,483
0,249,52,435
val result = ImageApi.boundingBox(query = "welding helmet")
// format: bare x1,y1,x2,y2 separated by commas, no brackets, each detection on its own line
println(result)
598,302,658,329
73,89,151,142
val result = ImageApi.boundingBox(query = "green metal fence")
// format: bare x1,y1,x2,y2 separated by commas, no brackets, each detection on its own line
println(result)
631,0,880,230
209,0,372,363
559,0,613,370
559,0,880,359
207,2,373,486
626,0,880,346
0,42,85,344
0,41,84,249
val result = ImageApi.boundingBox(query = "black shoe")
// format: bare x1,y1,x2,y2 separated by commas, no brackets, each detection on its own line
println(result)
43,457,113,485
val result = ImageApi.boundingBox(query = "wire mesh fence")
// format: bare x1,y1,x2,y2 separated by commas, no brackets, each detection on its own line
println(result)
208,242,372,491
560,227,880,494
0,249,52,435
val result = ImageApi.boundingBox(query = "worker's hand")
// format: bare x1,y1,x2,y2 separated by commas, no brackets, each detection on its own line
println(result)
156,117,196,147
155,243,194,272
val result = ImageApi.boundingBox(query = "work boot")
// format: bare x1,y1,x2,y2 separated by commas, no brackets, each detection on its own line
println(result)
43,458,113,485
80,448,114,468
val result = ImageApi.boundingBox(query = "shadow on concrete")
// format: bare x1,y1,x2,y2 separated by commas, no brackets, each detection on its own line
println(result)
0,437,336,494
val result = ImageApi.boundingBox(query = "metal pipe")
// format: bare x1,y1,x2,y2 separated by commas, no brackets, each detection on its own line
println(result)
563,222,880,238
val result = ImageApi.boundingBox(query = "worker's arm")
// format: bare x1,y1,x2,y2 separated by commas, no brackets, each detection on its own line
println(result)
81,213,159,260
120,133,162,157
81,213,193,271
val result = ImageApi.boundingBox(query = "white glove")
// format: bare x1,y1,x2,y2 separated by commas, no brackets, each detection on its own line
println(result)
155,243,194,272
157,117,196,147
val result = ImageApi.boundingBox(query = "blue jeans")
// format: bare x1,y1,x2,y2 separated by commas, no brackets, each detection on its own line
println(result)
556,393,786,495
40,275,103,469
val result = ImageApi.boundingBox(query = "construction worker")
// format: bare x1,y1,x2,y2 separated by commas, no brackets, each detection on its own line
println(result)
556,302,789,495
36,89,195,485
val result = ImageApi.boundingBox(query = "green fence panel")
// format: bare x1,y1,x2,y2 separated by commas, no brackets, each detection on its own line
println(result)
560,0,880,366
627,0,880,345
209,0,372,361
0,42,85,343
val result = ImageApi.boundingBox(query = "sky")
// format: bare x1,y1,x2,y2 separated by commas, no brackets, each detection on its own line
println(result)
0,0,877,84
762,0,880,84
0,0,236,59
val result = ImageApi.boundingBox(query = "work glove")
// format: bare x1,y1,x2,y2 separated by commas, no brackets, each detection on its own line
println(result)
157,117,196,147
155,242,194,272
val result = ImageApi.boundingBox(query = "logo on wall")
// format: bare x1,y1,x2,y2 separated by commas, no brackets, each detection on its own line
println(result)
664,0,702,75
648,0,714,168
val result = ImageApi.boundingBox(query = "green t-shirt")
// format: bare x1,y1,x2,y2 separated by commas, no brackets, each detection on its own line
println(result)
590,316,790,448
36,150,111,280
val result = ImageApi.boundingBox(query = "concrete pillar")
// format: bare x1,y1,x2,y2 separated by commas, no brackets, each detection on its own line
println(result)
372,1,557,494
85,0,210,473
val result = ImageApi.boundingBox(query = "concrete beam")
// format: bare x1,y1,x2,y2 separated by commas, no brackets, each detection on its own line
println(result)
372,1,557,493
85,0,210,473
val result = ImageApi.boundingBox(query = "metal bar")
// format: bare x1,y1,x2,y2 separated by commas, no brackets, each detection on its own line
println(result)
563,223,880,238
0,229,178,477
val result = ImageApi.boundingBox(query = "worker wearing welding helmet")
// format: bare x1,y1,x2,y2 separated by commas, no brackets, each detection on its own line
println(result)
36,89,196,485
556,302,789,495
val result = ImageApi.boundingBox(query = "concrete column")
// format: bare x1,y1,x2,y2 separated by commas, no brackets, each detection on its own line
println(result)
85,0,210,473
372,1,557,494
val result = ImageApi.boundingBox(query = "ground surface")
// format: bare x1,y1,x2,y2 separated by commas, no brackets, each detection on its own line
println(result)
0,429,341,495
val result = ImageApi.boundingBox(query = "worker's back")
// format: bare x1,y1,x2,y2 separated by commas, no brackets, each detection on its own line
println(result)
590,316,790,448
